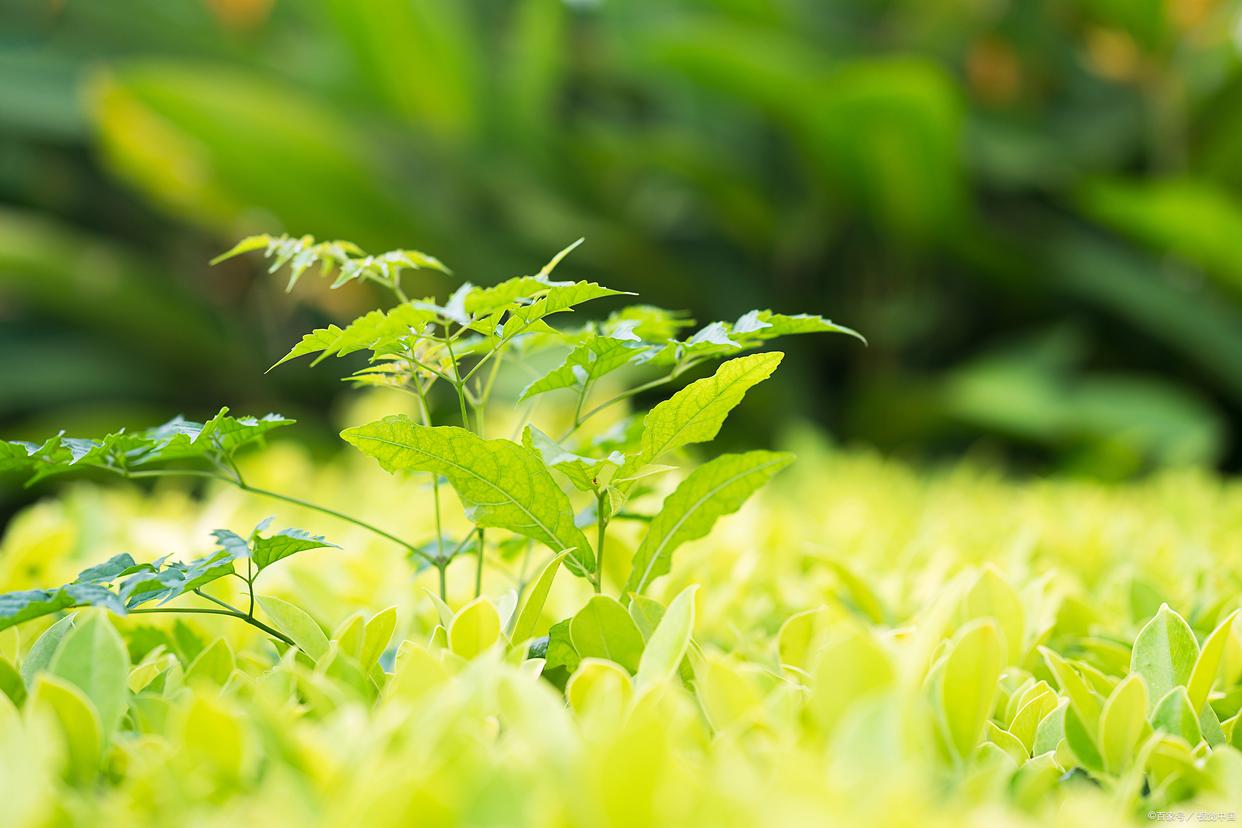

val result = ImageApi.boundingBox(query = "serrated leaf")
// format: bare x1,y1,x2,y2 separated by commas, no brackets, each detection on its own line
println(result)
342,417,594,575
1131,604,1199,711
209,234,271,265
624,451,793,596
732,310,866,345
269,325,344,371
0,589,76,633
519,334,643,400
626,352,783,476
569,596,645,674
248,528,337,574
504,280,630,333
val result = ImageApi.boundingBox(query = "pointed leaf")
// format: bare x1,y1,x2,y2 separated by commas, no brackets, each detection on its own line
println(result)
510,551,569,644
624,451,793,596
342,417,594,575
1131,604,1199,711
628,352,783,473
47,612,130,738
257,596,329,661
569,596,645,674
940,619,1003,760
636,585,698,688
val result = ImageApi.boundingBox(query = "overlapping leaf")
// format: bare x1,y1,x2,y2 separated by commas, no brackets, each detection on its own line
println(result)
624,450,794,596
341,416,594,574
0,408,293,485
0,522,332,631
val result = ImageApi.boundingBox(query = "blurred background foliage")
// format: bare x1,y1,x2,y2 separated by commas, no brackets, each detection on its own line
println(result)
3,0,1242,485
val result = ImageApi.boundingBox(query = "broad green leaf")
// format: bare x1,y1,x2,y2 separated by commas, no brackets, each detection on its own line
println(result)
1064,704,1104,772
961,566,1025,664
1099,673,1149,773
624,451,793,596
1041,647,1104,729
940,619,1003,760
1188,610,1237,712
635,585,698,688
569,596,645,674
1032,701,1066,755
566,658,633,715
20,615,75,686
628,352,783,472
1152,686,1202,745
449,598,502,659
1008,683,1059,753
809,625,895,733
257,596,329,661
362,607,398,669
777,607,831,672
510,551,569,644
1131,604,1199,711
627,593,667,640
28,674,102,785
47,613,129,739
342,418,594,574
185,638,235,686
542,618,580,676
0,657,25,707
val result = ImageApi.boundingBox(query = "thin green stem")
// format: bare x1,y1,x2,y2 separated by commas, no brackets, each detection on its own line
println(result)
561,373,677,441
121,468,434,566
437,561,448,602
443,331,472,430
475,528,485,598
128,607,296,649
238,483,435,566
594,491,608,594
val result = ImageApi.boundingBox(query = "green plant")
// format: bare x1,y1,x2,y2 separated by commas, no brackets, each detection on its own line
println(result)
0,234,860,653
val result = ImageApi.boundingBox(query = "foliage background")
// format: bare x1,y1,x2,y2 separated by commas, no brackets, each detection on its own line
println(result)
4,0,1242,486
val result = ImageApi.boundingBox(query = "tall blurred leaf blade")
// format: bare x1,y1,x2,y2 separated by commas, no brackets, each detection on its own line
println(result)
1079,177,1242,292
321,0,481,141
87,63,418,245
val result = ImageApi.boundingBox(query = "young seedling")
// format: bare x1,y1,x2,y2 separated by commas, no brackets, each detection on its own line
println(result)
0,234,862,653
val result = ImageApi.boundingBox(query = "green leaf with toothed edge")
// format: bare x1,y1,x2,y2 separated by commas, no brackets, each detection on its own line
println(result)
519,333,646,401
2,408,294,485
624,451,794,597
621,352,784,483
342,417,594,575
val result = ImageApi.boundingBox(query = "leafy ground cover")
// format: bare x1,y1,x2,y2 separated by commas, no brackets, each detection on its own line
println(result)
2,445,1242,825
1,239,1240,825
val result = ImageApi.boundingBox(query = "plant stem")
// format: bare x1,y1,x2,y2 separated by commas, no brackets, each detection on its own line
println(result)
561,372,677,441
238,483,435,565
128,607,296,649
594,491,608,594
475,528,485,598
437,562,448,602
122,468,435,566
